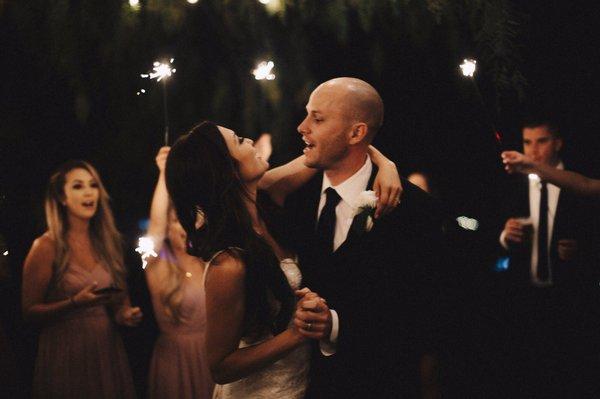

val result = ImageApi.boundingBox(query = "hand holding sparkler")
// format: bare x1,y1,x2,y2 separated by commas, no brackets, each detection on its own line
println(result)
501,151,536,175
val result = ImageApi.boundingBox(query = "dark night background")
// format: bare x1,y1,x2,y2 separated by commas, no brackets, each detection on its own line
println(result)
2,1,600,397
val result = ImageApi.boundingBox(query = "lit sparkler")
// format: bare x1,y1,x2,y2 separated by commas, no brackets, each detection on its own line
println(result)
252,61,275,80
141,58,176,145
459,58,477,78
135,236,158,269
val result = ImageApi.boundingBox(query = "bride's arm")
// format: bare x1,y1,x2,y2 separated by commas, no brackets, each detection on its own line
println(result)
205,253,309,384
258,146,402,212
258,155,315,206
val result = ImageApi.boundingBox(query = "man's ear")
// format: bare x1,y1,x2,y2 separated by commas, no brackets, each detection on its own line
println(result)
349,123,368,145
554,137,563,153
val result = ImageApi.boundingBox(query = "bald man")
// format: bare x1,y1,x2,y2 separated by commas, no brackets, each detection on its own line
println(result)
284,78,444,398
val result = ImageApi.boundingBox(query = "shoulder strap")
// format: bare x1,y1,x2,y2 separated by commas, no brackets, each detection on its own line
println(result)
201,247,244,287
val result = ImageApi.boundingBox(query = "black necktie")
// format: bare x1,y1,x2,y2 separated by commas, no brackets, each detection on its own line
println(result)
316,188,341,254
537,181,549,282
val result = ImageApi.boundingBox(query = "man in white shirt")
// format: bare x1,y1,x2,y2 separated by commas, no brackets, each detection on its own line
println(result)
284,77,445,398
499,120,586,286
496,119,595,397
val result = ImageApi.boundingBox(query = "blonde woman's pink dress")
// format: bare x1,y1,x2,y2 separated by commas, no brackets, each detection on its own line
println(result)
147,259,214,399
32,262,136,399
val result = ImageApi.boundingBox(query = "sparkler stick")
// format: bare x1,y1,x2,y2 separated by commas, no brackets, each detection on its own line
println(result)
459,58,504,148
141,58,176,145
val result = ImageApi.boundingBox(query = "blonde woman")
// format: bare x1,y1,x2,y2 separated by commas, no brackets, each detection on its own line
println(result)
22,160,141,399
145,147,214,399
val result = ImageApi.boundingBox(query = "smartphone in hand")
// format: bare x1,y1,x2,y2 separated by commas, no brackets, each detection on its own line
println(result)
93,286,123,295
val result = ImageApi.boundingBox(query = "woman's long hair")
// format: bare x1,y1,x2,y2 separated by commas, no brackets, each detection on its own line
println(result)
155,243,187,323
45,160,126,287
153,208,192,324
165,121,294,338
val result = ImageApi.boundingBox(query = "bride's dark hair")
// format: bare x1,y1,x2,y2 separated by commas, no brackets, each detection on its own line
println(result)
165,121,294,338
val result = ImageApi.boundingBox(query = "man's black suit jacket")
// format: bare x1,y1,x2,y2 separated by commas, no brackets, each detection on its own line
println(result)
282,169,445,398
498,174,596,288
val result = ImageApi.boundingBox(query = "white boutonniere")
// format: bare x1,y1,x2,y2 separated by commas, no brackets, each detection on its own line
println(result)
353,190,378,232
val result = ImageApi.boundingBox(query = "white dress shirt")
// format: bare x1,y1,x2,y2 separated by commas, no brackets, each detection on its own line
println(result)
500,162,563,286
317,156,373,355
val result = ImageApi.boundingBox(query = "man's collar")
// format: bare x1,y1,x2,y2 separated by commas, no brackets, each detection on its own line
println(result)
321,156,373,208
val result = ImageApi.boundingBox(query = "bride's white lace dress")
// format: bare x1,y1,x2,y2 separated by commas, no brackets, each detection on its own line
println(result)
206,255,310,399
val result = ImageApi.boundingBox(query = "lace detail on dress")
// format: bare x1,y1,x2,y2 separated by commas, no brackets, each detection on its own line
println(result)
209,256,310,399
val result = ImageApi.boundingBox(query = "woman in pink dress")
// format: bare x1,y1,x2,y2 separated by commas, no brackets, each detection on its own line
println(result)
144,147,214,399
22,160,142,399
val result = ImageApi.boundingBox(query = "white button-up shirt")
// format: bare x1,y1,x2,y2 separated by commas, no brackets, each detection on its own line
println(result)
318,156,373,251
316,155,373,355
500,162,563,286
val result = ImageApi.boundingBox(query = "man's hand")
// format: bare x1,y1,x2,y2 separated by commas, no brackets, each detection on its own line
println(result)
293,289,332,340
503,218,524,244
558,239,578,261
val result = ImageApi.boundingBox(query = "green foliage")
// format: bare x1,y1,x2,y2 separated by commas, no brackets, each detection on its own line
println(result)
3,0,524,156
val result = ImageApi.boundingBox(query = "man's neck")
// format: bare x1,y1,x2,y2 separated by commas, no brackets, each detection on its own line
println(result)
324,152,368,187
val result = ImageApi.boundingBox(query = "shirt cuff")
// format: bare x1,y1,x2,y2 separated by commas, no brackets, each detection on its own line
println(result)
319,309,339,356
499,230,509,250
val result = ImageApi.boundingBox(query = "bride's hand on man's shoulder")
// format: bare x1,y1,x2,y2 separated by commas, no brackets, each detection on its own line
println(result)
292,288,332,340
373,161,402,219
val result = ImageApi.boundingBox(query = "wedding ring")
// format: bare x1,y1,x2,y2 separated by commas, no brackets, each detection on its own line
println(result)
306,322,312,331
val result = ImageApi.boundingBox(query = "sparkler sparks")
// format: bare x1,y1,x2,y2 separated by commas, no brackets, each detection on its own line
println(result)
252,61,275,80
135,236,157,269
141,59,176,82
459,58,477,78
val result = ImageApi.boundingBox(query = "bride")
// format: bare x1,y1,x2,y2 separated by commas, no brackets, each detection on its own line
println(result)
165,121,399,397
